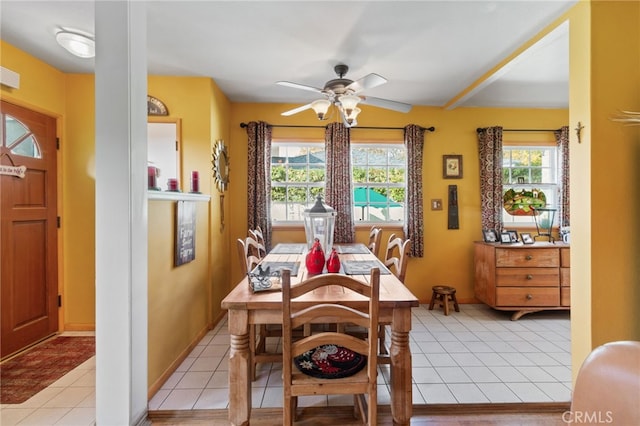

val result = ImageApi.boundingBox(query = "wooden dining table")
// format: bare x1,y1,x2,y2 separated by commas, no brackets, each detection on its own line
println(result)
221,243,419,425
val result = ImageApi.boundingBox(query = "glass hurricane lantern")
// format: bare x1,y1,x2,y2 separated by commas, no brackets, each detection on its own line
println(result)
302,195,336,256
532,207,557,243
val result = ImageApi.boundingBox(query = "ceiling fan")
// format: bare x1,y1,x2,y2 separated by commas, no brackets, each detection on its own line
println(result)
277,64,412,127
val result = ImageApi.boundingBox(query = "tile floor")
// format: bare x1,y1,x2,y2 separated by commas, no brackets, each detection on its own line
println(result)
0,304,572,425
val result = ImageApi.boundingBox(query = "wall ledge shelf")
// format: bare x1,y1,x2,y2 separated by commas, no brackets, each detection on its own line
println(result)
148,191,211,202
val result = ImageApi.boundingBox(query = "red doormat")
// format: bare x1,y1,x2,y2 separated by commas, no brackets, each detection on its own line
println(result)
0,336,95,404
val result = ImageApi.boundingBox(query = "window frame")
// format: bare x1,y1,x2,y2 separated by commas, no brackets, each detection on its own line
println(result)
269,140,407,225
270,141,326,224
351,142,407,224
502,143,559,227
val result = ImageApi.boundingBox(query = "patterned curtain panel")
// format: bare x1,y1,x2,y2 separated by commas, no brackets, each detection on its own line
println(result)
403,124,425,258
325,122,355,244
245,121,272,250
554,126,570,227
477,127,504,232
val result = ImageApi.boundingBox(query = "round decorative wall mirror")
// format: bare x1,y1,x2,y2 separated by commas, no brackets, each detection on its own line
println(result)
212,139,229,192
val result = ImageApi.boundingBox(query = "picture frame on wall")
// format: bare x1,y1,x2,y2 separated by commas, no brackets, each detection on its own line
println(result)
175,200,196,266
443,155,463,179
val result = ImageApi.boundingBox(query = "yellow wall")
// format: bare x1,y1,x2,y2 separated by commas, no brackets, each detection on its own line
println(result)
589,0,640,345
207,79,233,324
228,103,568,302
0,41,66,114
568,0,640,375
147,199,210,390
63,74,96,328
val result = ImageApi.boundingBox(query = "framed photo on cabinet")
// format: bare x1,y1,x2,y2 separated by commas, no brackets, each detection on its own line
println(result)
521,233,535,244
482,229,498,243
443,155,462,179
500,232,513,244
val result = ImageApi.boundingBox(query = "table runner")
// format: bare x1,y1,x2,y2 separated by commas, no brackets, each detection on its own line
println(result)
251,261,301,276
336,243,371,254
341,259,391,275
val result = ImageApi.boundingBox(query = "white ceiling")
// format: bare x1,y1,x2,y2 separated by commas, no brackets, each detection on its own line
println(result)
0,1,576,111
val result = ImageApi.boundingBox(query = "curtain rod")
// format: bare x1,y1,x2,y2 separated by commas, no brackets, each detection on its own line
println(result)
240,122,435,132
476,127,559,133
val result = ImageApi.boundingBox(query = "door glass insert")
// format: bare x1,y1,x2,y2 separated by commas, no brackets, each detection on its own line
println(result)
4,115,42,158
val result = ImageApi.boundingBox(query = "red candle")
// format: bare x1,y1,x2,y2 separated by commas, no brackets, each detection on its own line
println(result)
147,166,157,190
191,171,199,193
167,178,178,191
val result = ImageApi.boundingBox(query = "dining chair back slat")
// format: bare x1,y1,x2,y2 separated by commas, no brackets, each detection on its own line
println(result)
368,226,382,258
383,234,411,284
249,227,267,258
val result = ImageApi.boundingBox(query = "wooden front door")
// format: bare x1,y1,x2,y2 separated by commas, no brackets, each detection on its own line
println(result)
1,101,58,359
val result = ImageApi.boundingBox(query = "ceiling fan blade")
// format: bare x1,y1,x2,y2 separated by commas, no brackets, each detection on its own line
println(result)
359,95,412,113
281,103,313,116
277,81,323,94
346,73,387,93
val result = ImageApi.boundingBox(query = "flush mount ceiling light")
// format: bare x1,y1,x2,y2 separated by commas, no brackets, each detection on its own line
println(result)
56,30,95,58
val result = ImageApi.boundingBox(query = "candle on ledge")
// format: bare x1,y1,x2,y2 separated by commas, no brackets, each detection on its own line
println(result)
167,178,179,192
148,166,158,190
191,171,200,193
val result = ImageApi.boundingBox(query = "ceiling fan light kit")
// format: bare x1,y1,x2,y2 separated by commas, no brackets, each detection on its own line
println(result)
337,94,360,116
311,99,332,120
278,64,411,127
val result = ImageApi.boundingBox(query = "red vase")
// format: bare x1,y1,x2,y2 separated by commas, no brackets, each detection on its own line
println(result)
326,248,341,273
305,239,325,275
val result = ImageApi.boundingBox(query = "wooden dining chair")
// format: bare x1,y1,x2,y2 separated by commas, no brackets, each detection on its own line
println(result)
383,233,411,283
367,226,382,258
237,237,261,275
282,268,380,425
378,234,411,361
249,226,267,258
236,237,280,380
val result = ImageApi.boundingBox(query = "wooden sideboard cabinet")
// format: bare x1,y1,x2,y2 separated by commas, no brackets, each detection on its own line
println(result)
474,241,570,320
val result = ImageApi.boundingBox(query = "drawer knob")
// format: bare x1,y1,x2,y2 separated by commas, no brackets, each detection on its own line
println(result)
526,294,533,300
526,274,533,280
525,255,533,261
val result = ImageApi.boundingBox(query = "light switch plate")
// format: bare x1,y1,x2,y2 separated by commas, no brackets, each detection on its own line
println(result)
431,199,443,210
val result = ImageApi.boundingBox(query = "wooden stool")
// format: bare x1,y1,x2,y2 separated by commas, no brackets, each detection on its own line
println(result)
429,285,460,315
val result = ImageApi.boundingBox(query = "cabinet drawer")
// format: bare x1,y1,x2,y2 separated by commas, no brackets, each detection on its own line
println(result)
496,248,559,267
561,287,570,306
496,268,559,287
561,268,570,287
561,248,570,267
496,287,560,307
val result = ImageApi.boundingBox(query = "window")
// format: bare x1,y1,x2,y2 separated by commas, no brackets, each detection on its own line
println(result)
271,144,326,222
270,142,406,223
502,145,558,225
352,145,406,222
